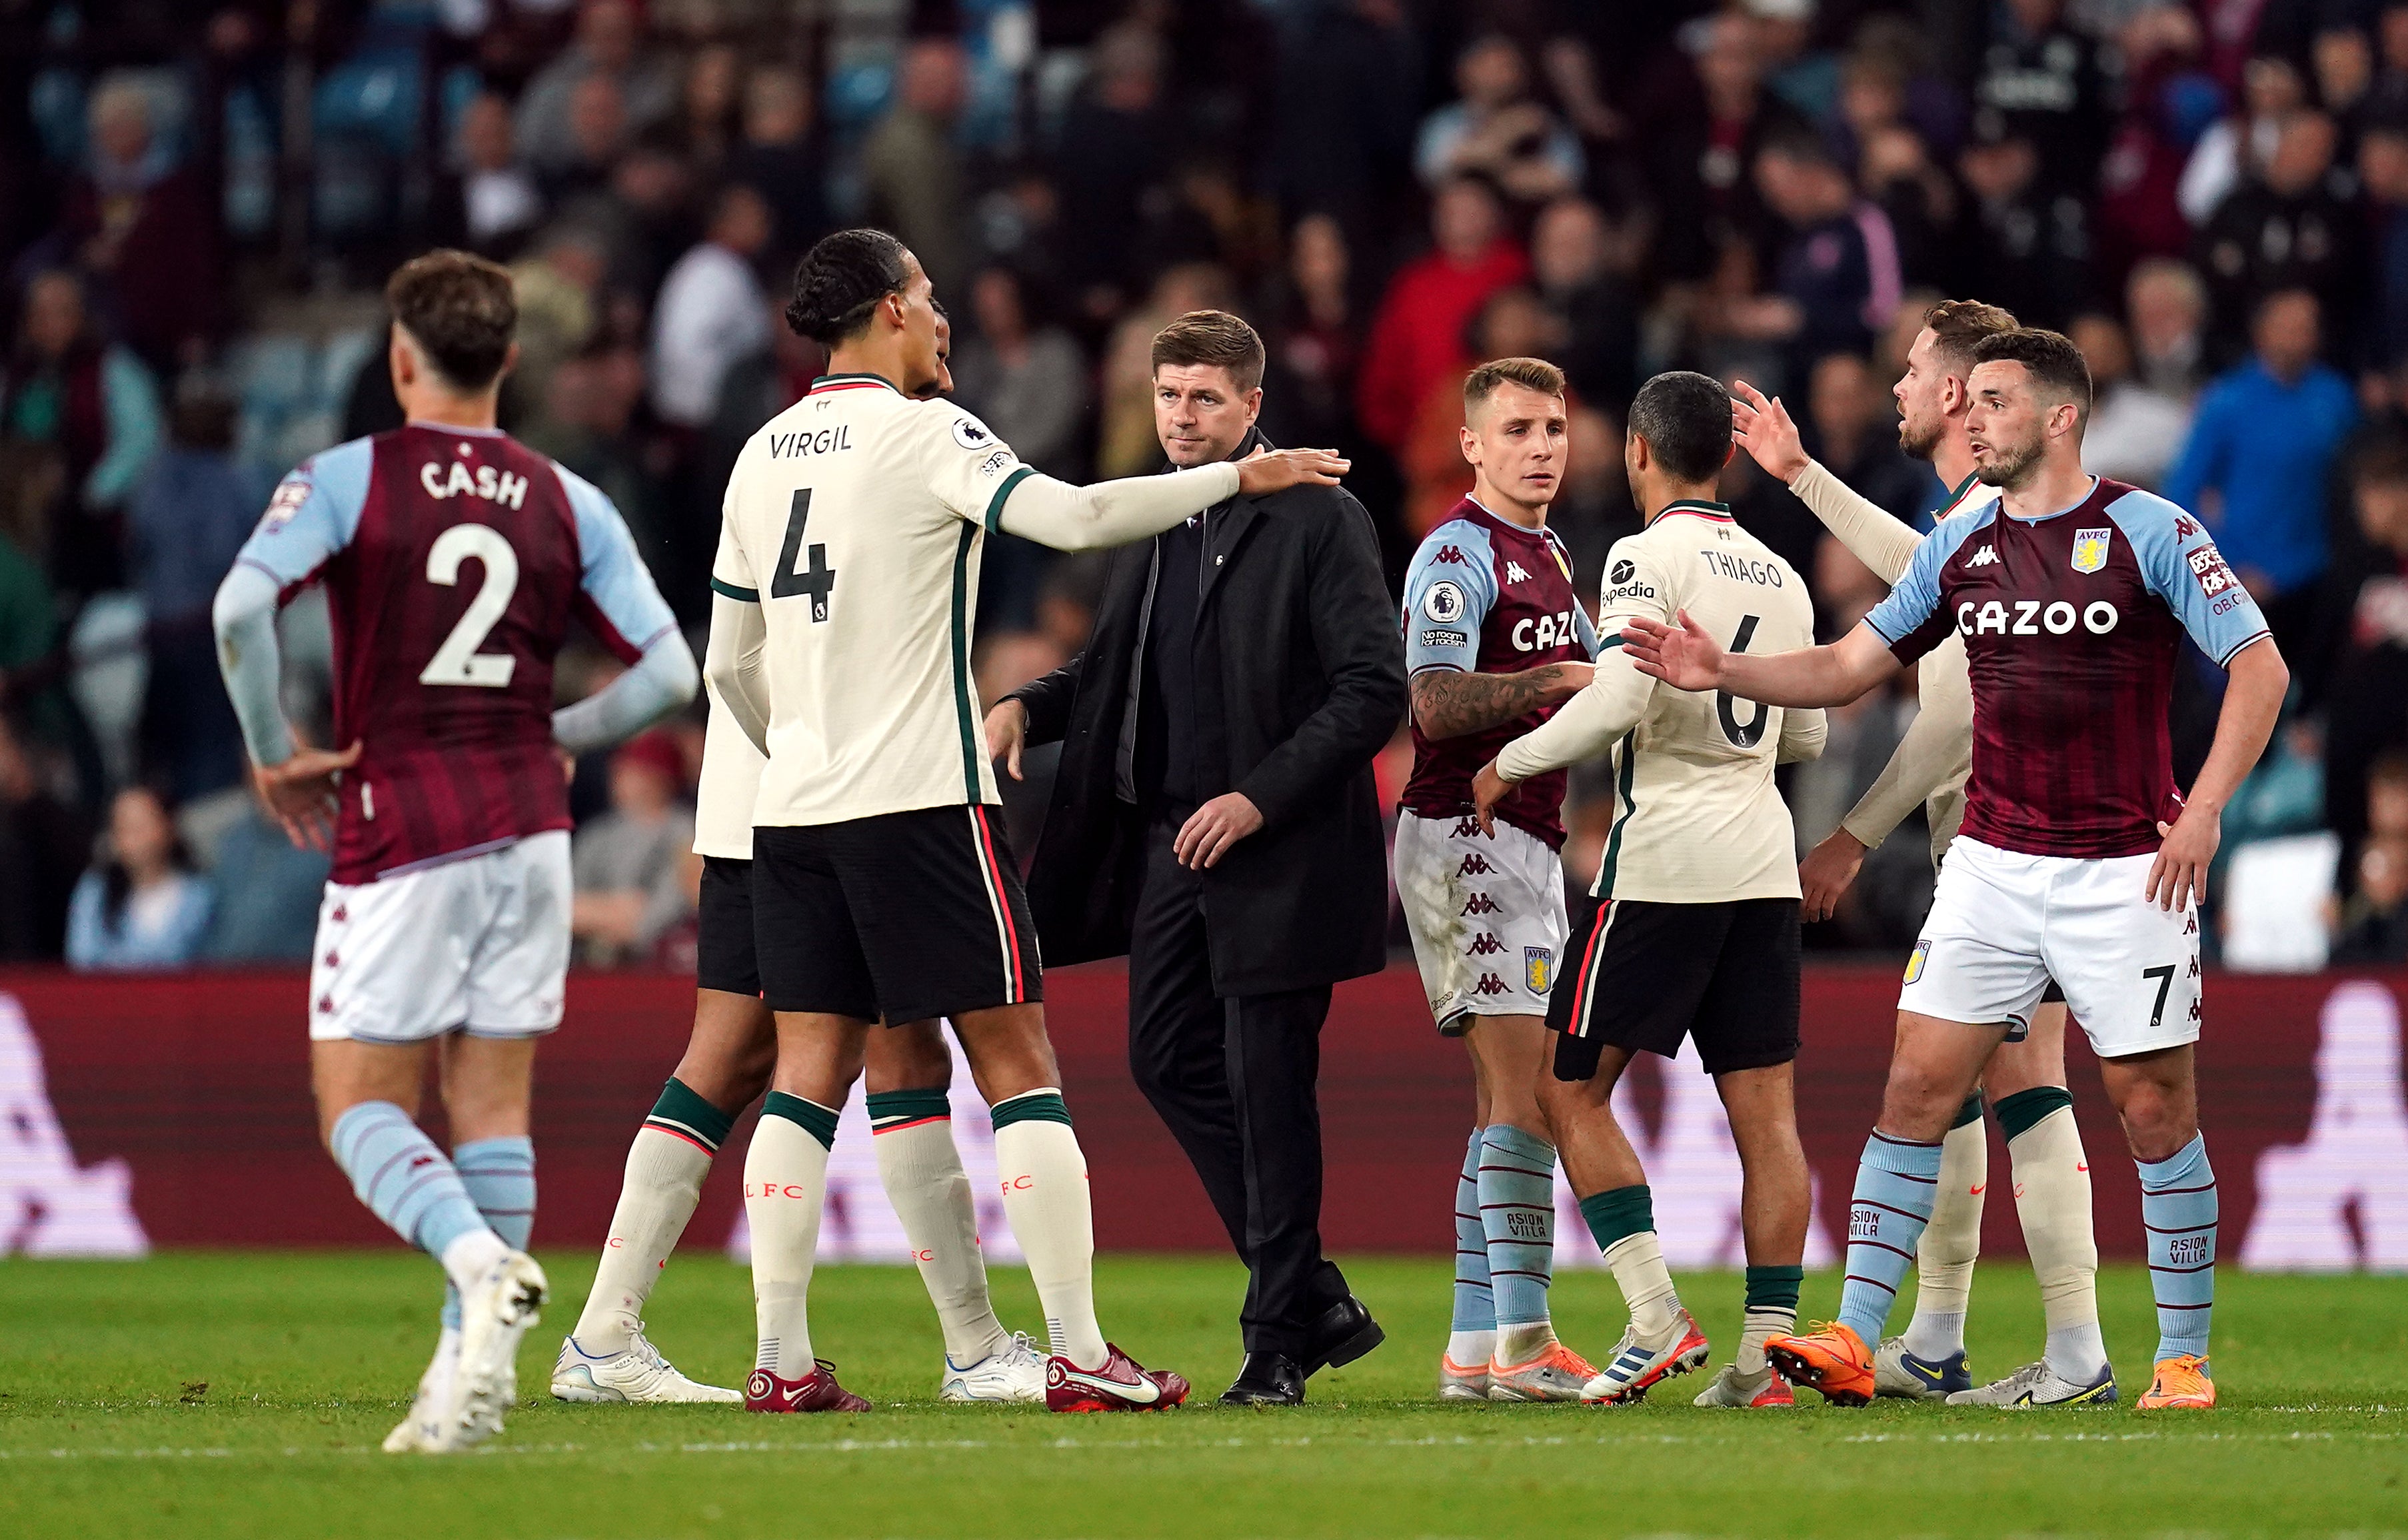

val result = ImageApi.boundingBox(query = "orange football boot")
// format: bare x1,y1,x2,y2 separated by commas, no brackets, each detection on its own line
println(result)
1764,1322,1876,1407
2137,1354,2215,1409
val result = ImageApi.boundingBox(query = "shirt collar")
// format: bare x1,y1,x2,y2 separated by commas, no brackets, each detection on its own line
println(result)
1656,498,1734,523
808,373,901,394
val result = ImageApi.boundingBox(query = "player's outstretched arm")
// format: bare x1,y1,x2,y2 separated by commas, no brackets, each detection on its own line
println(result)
1410,662,1593,740
992,448,1348,552
1624,611,1899,708
2149,634,2288,911
1732,381,1921,584
702,590,773,758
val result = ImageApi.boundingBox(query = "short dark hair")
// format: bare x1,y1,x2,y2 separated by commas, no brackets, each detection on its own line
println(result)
1627,370,1732,484
1150,309,1265,393
1922,298,2019,375
1969,327,2093,416
1463,356,1565,418
386,250,517,391
786,228,912,344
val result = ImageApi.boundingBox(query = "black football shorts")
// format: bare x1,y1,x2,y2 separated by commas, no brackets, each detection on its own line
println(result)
1548,893,1802,1080
695,856,762,998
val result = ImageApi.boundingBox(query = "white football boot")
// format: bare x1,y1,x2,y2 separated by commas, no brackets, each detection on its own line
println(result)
939,1331,1048,1403
551,1325,741,1403
430,1250,547,1451
383,1327,459,1452
1945,1358,2117,1407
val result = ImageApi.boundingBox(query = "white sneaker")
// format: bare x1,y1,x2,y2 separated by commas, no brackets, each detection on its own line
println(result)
940,1331,1048,1403
551,1326,740,1404
383,1327,459,1453
1945,1358,2117,1407
431,1251,547,1451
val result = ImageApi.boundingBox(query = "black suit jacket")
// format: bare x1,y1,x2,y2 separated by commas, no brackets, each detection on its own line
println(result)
1007,432,1407,997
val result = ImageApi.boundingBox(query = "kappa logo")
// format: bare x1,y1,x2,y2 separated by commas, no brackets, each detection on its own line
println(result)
1453,816,1486,838
2071,527,2113,574
1456,853,1494,876
2173,514,2201,540
1466,932,1505,957
1434,545,1468,565
1505,560,1532,584
1470,974,1512,996
1966,545,1999,568
1461,893,1501,916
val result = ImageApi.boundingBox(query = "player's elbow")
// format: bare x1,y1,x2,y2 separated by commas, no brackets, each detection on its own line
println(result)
652,632,701,709
210,564,272,643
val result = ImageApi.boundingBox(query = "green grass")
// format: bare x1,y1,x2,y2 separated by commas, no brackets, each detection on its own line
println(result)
1,1252,2403,1539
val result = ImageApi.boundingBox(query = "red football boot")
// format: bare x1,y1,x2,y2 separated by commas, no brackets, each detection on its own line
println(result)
1045,1345,1192,1413
744,1359,871,1413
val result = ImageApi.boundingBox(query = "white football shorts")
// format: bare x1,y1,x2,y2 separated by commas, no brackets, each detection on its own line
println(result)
1394,809,1568,1034
308,831,572,1044
1899,834,2201,1059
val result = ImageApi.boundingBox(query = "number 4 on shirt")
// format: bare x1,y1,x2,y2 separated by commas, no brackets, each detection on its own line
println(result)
772,489,838,620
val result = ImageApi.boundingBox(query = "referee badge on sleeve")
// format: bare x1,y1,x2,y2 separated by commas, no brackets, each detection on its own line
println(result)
1902,940,1931,985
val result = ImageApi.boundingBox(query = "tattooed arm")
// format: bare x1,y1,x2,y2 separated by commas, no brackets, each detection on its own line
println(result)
1410,662,1594,740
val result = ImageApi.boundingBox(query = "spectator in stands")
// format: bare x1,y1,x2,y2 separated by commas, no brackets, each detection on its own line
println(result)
1530,196,1638,414
2363,113,2408,380
1972,0,2109,198
648,183,772,428
2073,311,2193,489
0,711,86,961
441,91,545,258
2128,255,2213,398
2315,19,2377,141
2094,4,2219,285
862,37,972,302
1258,213,1366,458
2321,442,2408,857
2165,287,2356,652
1414,35,1583,207
953,268,1088,481
197,796,329,964
726,66,828,261
1355,175,1528,455
1266,0,1418,243
0,269,161,593
2194,111,2358,363
571,730,696,968
2179,53,2311,228
52,77,221,371
505,225,605,432
516,0,677,177
1957,118,2094,328
1807,349,1926,524
1749,0,1841,123
129,382,265,802
2332,834,2408,964
1054,23,1175,307
1640,10,1809,283
675,41,743,172
539,73,630,207
65,785,212,972
1736,131,1903,367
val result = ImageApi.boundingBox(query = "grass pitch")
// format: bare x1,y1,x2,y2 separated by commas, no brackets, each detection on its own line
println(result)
1,1252,2402,1539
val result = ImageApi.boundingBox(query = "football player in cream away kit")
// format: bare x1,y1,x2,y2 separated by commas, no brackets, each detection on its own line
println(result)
555,313,1051,1412
1393,357,1602,1403
1476,371,1825,1410
1731,299,2114,1406
211,253,697,1451
1628,329,2287,1413
704,229,1349,1411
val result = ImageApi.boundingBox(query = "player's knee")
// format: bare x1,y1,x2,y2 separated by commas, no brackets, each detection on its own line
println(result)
864,1021,953,1094
1879,1062,1962,1140
2113,1083,2195,1161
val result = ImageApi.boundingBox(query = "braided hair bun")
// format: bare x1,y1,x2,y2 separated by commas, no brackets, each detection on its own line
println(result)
785,229,913,343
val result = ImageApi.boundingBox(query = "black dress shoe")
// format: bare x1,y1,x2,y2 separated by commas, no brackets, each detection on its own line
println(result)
1301,1295,1386,1376
1220,1352,1306,1405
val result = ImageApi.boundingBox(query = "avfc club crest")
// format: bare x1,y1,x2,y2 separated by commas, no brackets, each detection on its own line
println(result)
2070,527,2113,574
1902,940,1931,985
1525,946,1552,994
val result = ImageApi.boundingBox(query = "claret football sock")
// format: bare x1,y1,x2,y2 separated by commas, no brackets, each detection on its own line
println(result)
577,1078,732,1355
1481,1124,1560,1361
1903,1095,1986,1361
1999,1088,2105,1380
1837,1131,1945,1347
1448,1129,1497,1367
2137,1134,2217,1362
870,1089,1010,1365
1741,1264,1804,1375
991,1090,1108,1369
1581,1184,1681,1341
329,1101,502,1287
442,1136,536,1331
746,1092,838,1379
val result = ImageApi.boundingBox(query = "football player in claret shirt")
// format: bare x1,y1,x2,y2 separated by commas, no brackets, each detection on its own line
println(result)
1626,328,2287,1413
212,251,696,1452
1393,356,1600,1404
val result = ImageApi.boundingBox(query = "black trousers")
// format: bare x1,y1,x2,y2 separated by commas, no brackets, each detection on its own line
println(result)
1126,814,1350,1358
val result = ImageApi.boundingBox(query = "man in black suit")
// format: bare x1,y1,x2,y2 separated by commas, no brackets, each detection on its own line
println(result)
984,311,1408,1405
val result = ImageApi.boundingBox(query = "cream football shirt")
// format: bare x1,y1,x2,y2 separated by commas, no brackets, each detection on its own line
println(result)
712,373,1032,826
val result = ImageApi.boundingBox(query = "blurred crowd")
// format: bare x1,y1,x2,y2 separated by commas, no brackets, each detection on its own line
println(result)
1,0,2406,972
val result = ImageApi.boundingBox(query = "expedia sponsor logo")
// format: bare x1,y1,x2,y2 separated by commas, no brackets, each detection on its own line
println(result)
1956,598,2119,636
1603,582,1657,604
1610,558,1636,584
